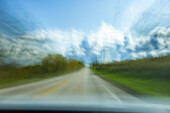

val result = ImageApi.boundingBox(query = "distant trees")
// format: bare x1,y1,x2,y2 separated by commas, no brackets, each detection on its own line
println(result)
0,54,84,80
0,54,84,88
68,59,84,70
42,54,67,72
42,54,84,73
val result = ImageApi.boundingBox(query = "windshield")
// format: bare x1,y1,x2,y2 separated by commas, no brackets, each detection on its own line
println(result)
0,0,170,113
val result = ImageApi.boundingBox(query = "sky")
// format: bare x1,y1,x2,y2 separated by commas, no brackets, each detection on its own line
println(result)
16,0,131,31
0,0,170,65
7,0,132,32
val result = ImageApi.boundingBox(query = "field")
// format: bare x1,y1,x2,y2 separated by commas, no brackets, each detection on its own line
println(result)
91,55,170,97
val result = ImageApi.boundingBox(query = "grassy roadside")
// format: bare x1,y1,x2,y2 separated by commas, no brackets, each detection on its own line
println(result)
0,67,83,89
91,55,170,98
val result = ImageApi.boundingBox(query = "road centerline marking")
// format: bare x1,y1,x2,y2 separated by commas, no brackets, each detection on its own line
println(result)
34,78,76,99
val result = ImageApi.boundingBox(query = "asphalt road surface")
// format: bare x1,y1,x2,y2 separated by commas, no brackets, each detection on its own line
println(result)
1,68,170,113
0,68,140,104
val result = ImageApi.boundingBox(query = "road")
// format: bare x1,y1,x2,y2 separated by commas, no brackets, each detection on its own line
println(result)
1,68,170,113
0,68,140,104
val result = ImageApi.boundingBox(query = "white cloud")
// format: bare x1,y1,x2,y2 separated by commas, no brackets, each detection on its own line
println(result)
1,21,170,66
87,22,125,55
24,29,85,56
131,51,147,59
130,27,170,59
0,28,86,65
130,7,134,13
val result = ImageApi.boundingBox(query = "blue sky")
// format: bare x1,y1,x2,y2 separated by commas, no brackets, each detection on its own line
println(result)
1,0,170,65
7,0,133,32
6,0,156,32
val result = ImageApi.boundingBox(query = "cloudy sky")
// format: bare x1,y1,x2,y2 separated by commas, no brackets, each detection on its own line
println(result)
0,0,170,65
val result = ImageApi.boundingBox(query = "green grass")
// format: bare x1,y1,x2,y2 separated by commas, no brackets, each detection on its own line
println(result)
91,55,170,98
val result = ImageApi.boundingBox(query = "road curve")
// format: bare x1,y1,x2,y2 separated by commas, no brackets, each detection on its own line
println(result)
0,68,140,104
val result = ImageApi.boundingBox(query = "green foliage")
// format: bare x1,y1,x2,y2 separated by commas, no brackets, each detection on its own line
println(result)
42,54,68,72
68,59,84,70
41,54,84,73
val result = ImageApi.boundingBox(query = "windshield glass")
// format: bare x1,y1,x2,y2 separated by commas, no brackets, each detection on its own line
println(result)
0,0,170,112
